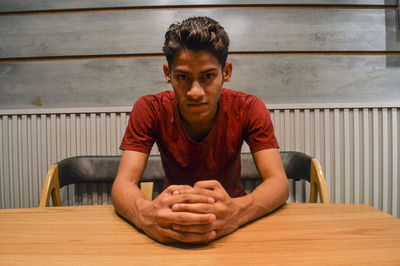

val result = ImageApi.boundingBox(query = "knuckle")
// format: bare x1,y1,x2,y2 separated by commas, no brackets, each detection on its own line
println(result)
159,197,169,206
199,225,213,233
177,194,190,201
198,214,211,224
177,234,192,243
207,180,219,187
175,212,186,221
197,204,211,213
155,210,167,222
220,206,228,215
210,180,219,185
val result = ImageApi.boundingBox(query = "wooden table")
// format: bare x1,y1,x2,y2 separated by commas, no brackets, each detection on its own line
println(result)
1,204,399,265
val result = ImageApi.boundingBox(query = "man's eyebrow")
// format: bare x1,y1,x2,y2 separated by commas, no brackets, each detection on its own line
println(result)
200,68,219,73
173,69,188,73
173,68,218,72
172,67,219,74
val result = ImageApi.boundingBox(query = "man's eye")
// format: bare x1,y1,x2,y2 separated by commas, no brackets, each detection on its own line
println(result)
177,75,187,80
205,73,216,79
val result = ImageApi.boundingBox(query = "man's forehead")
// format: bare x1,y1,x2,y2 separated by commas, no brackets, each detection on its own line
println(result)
170,50,222,68
172,50,219,65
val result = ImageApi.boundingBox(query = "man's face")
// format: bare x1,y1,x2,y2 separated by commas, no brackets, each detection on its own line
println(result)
163,50,232,126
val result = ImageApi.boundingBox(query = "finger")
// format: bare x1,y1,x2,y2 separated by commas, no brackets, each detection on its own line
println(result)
194,180,221,190
156,209,215,226
174,186,215,197
157,225,216,243
165,185,193,194
172,202,215,214
170,193,215,205
193,181,228,201
168,229,216,243
165,212,216,226
175,187,225,203
172,223,214,234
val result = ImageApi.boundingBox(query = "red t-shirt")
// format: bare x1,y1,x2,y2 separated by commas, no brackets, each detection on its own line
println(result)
120,88,279,197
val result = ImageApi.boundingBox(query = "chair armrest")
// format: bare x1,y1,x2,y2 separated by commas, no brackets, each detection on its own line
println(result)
39,164,62,207
310,158,330,203
140,182,154,201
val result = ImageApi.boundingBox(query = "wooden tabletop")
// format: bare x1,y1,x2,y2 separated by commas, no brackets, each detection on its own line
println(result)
1,204,400,265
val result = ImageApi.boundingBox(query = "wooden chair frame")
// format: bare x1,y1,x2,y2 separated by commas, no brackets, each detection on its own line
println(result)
309,158,329,203
39,164,62,208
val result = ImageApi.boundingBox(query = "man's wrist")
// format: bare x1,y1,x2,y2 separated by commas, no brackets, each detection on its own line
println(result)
134,196,150,230
232,194,253,227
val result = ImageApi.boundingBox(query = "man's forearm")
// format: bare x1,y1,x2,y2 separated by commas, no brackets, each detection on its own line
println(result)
234,175,289,228
233,148,290,228
111,178,147,228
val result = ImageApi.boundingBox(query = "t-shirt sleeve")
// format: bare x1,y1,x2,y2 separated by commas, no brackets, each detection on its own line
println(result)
243,96,279,153
119,96,157,154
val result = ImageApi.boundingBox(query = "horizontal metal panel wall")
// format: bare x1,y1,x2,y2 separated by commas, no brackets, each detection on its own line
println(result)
0,9,388,58
1,2,399,111
0,0,393,13
1,106,398,217
2,55,400,109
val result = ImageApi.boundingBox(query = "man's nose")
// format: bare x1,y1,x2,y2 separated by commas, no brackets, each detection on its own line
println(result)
187,80,205,100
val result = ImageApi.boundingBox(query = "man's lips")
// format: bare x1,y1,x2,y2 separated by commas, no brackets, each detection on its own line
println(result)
187,102,207,107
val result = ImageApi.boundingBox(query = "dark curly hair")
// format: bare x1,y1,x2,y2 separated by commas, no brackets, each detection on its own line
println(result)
162,16,230,67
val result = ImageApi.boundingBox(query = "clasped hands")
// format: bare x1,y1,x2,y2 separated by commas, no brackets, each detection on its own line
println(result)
136,180,242,244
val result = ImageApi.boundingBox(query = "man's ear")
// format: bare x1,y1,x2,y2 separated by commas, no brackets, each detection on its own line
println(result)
163,63,171,83
223,61,232,82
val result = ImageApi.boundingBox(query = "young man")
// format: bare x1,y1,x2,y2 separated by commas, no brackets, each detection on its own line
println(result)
112,16,289,244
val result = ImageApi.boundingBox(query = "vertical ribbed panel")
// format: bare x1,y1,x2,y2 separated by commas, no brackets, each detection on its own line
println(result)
0,107,399,217
0,112,126,208
272,107,399,217
392,109,398,217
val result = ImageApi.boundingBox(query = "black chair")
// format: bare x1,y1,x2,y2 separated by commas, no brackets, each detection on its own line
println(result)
39,155,163,207
39,151,329,207
240,151,329,203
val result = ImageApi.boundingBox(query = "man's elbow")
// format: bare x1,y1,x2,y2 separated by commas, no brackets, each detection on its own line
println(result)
111,177,124,206
111,180,119,206
281,176,290,203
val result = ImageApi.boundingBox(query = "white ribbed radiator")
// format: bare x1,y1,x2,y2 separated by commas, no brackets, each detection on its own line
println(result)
0,104,399,217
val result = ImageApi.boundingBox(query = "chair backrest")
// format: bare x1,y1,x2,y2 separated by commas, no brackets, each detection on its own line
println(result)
57,156,121,188
57,152,313,186
50,151,326,205
280,151,312,182
57,155,167,187
239,151,314,196
240,151,312,181
55,155,165,200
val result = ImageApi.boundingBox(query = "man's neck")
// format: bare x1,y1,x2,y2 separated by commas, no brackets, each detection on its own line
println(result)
181,119,214,142
179,107,218,142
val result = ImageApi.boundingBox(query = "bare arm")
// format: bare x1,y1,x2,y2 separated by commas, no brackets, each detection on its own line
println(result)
111,150,216,243
111,150,149,225
171,148,289,239
237,148,290,225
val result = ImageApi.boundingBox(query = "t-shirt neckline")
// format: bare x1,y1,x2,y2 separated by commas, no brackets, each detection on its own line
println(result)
173,90,224,145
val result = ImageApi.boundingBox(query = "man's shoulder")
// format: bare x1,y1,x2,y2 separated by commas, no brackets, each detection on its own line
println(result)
131,90,176,118
221,88,260,106
140,90,175,103
135,90,175,108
